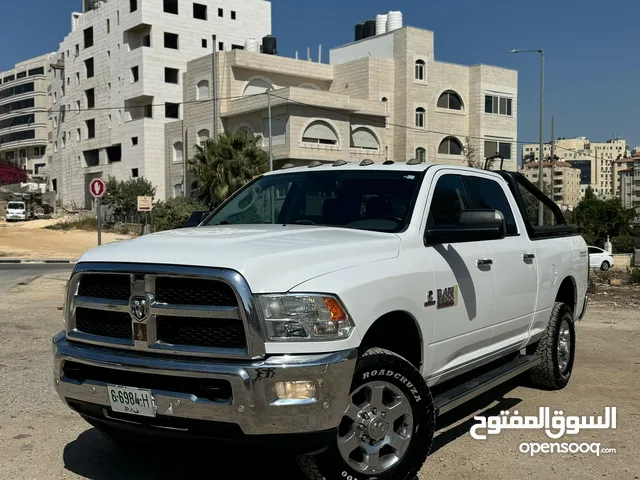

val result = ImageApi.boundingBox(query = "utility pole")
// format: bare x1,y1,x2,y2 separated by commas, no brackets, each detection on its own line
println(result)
212,34,218,139
267,88,273,171
538,51,545,225
550,115,555,202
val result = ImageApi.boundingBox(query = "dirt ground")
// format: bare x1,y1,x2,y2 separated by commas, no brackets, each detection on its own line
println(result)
0,275,638,479
0,218,131,259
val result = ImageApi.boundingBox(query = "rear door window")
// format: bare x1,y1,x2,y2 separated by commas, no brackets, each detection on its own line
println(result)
464,176,518,235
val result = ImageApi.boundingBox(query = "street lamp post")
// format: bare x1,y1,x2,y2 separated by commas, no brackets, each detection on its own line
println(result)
509,48,545,226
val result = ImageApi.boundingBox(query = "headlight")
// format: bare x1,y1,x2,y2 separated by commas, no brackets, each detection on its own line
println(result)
257,294,354,341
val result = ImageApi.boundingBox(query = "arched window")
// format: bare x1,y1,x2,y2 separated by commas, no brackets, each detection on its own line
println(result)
437,90,463,110
415,107,425,128
236,126,253,138
197,129,209,145
173,141,183,162
243,77,273,96
302,121,338,146
415,60,425,80
416,147,426,162
196,80,210,100
438,136,463,155
350,127,379,150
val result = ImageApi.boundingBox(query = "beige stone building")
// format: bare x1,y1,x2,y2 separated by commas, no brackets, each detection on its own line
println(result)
617,155,640,209
167,23,518,196
522,161,582,207
0,53,55,179
521,136,629,198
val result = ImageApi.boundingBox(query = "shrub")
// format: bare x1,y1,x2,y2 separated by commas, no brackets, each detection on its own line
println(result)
630,268,640,284
152,197,207,232
44,216,98,231
612,234,635,254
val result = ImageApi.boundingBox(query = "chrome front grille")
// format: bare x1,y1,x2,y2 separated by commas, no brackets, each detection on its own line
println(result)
65,263,265,359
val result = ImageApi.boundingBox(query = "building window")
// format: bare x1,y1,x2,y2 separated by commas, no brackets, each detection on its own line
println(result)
86,119,96,139
437,90,463,110
202,38,207,48
350,127,379,150
84,27,94,48
415,60,425,80
163,0,178,14
218,42,224,51
218,8,223,16
415,107,425,128
197,80,210,100
165,67,179,84
193,3,207,20
173,141,183,162
130,0,137,12
231,44,244,50
107,19,110,34
164,32,179,49
302,121,338,146
485,95,513,116
131,136,138,146
76,128,81,141
231,10,236,20
416,147,426,162
85,88,95,109
75,44,79,56
131,66,139,83
165,103,180,118
485,141,512,160
75,72,80,85
132,168,139,178
438,136,463,155
28,67,44,76
197,129,210,145
85,58,94,78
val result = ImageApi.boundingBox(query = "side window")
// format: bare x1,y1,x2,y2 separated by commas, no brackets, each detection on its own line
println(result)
588,247,598,255
427,174,471,226
515,180,559,226
464,176,518,235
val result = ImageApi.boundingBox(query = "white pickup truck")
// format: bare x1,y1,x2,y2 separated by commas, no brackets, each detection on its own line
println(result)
53,161,588,480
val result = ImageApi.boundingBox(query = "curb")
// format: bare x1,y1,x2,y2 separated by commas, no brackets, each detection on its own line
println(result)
0,259,77,265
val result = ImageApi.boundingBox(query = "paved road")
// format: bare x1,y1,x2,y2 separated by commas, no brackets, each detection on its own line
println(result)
0,264,72,294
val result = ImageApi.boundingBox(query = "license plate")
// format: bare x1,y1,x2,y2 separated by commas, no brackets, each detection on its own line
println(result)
107,385,156,417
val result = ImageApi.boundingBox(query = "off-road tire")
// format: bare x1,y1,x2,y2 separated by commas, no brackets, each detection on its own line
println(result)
600,261,610,271
297,348,435,480
528,302,576,390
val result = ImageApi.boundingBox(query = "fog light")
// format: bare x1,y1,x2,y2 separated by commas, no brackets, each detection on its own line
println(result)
275,381,316,400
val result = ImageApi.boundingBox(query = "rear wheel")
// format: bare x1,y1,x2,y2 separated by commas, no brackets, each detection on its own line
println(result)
529,302,576,389
600,261,610,271
298,348,435,480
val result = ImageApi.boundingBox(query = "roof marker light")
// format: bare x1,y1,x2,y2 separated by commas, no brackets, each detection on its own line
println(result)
332,160,348,167
308,161,323,168
359,159,374,166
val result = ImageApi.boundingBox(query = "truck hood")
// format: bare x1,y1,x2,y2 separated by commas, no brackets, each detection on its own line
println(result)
78,225,401,292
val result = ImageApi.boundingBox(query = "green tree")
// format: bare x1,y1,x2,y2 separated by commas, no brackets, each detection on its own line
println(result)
574,195,635,248
188,132,269,208
102,176,156,217
463,137,483,169
152,197,207,232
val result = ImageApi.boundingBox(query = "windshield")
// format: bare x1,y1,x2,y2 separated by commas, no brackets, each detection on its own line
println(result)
204,170,424,233
7,202,25,210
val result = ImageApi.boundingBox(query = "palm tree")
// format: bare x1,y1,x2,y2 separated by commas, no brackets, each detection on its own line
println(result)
188,131,269,208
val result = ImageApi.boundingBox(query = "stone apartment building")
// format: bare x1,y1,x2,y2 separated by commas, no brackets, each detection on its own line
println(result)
521,136,629,198
522,161,582,207
167,21,518,195
0,53,55,178
617,154,640,209
48,0,271,208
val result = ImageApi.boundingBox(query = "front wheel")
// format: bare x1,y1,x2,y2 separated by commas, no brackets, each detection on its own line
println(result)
600,261,610,271
298,348,435,480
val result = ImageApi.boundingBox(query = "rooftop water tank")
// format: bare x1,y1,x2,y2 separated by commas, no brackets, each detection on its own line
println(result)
364,19,376,38
386,11,403,32
355,23,365,42
376,14,388,35
262,35,277,55
244,37,259,53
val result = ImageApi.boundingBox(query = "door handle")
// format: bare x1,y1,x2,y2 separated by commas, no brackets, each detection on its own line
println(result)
476,258,493,267
522,253,536,261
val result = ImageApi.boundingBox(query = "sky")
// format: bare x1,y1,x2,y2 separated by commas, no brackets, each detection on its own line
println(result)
1,0,638,152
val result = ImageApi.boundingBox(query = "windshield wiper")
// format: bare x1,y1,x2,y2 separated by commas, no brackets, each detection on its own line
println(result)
290,220,317,225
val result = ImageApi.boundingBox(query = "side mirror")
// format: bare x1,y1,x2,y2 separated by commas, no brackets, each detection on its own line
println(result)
182,210,210,228
426,209,506,244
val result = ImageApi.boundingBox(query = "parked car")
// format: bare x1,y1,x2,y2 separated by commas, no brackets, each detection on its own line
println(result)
588,246,614,271
53,162,587,480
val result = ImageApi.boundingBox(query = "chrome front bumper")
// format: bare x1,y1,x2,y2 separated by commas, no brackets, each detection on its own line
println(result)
53,332,357,436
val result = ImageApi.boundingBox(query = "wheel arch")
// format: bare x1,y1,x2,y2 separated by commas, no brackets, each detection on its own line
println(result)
555,275,577,317
359,310,424,372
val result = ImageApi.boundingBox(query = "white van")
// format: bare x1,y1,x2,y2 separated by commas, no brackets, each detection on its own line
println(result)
5,201,28,222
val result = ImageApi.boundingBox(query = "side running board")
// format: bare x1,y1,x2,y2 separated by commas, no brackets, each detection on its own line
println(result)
433,355,541,417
